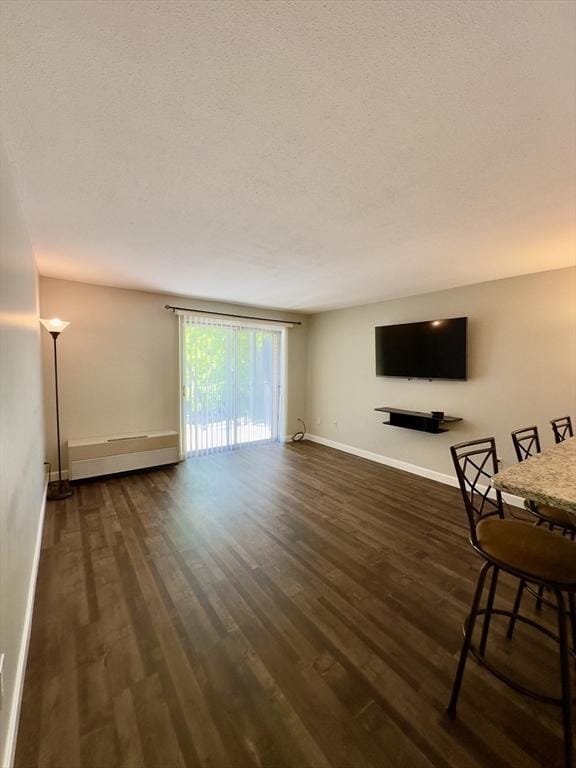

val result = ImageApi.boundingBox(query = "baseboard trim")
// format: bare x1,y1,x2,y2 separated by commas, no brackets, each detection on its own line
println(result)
304,433,524,509
2,481,48,768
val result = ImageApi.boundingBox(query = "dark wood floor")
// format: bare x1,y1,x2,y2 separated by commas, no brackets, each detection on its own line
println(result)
16,441,571,768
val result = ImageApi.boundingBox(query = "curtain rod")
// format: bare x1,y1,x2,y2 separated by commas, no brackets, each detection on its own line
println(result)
165,304,302,326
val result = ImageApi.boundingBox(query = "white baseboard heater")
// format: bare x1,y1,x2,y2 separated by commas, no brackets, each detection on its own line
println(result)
67,430,179,480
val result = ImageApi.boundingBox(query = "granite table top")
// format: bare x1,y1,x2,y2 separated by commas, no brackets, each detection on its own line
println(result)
492,436,576,516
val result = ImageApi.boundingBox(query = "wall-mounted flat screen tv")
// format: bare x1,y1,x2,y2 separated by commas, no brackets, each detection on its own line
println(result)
375,317,467,380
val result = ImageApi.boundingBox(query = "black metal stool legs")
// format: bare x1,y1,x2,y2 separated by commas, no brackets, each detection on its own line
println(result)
447,561,491,718
507,578,525,639
570,593,576,673
508,581,576,664
555,590,574,768
479,566,499,656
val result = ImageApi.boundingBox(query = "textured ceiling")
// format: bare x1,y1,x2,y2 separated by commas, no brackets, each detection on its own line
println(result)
1,0,575,311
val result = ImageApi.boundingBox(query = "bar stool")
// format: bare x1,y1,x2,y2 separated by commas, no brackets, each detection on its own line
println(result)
510,425,576,635
448,437,576,768
552,416,574,444
511,426,576,534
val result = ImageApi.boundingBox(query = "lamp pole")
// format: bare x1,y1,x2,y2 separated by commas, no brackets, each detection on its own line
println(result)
50,331,64,484
41,318,73,500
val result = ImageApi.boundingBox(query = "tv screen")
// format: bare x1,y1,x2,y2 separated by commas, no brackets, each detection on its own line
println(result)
375,317,467,380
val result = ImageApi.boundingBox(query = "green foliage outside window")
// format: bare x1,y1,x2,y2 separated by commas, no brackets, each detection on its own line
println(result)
183,325,274,423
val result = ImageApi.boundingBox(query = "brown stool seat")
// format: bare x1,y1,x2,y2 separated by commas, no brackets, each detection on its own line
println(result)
534,503,575,529
477,518,576,587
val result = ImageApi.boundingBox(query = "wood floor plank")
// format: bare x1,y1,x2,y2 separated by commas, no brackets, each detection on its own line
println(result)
15,441,571,767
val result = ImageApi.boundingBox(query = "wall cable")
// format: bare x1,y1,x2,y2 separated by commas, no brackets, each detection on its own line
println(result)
292,418,306,442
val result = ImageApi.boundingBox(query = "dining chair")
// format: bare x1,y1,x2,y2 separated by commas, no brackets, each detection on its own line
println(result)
448,437,576,768
551,416,574,444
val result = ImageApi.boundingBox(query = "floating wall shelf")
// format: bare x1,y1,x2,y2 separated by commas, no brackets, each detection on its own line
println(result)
374,407,462,434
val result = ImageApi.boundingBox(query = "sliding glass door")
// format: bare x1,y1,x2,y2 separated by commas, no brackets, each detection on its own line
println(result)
180,315,283,456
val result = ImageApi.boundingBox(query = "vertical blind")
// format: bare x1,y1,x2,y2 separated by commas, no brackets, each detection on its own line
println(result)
180,314,282,457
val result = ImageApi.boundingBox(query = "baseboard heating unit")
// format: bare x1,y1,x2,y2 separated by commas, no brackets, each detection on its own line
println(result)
67,430,179,480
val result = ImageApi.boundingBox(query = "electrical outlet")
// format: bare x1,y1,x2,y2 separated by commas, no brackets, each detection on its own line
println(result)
316,417,321,425
332,420,338,428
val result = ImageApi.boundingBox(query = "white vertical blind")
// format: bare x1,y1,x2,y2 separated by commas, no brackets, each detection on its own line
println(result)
180,314,282,457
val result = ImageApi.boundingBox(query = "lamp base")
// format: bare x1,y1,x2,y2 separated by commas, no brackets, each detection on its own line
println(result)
47,479,74,501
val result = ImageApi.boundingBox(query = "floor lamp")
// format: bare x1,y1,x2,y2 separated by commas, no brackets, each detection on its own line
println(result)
40,318,74,500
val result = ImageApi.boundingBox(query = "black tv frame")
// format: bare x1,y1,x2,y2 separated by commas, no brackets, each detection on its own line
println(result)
375,317,467,381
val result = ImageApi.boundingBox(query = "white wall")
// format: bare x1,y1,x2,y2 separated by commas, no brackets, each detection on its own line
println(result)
0,149,45,767
306,268,576,476
39,278,308,469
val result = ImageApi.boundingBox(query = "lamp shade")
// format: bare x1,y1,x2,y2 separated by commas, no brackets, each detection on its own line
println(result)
40,317,70,333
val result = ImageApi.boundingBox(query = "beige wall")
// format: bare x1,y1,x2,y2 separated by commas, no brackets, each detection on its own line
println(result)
40,278,308,469
306,267,576,476
41,269,575,479
0,149,45,767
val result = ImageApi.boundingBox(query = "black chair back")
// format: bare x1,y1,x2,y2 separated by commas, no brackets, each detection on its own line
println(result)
550,416,573,444
511,426,541,462
450,438,505,548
